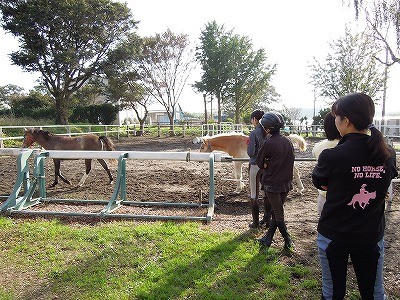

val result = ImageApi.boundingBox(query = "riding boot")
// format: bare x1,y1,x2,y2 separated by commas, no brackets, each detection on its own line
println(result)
276,220,293,250
257,217,277,247
248,199,259,228
259,197,271,227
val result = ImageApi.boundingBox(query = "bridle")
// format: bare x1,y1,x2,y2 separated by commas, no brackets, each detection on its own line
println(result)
22,134,35,148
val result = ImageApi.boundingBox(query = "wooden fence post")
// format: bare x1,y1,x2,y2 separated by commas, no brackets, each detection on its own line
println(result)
0,127,3,148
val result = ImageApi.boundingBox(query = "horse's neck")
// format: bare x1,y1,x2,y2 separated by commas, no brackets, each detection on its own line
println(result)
35,135,50,149
210,136,248,158
35,134,62,149
209,140,228,153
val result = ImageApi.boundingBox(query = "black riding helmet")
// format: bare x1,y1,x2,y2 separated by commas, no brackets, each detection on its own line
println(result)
260,111,285,133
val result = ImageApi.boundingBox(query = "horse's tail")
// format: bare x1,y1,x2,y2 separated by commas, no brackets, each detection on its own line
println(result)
288,134,307,151
99,136,115,151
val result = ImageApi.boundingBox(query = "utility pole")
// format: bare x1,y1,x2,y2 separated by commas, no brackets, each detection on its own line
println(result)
313,89,316,120
209,95,213,122
203,93,208,124
381,47,389,132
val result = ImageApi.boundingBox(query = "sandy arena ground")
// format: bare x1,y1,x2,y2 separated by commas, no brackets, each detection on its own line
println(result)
0,135,399,298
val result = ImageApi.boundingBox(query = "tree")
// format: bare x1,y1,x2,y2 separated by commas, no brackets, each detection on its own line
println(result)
309,28,386,102
102,34,152,135
312,107,331,126
224,34,276,123
195,21,234,123
0,0,137,124
138,29,196,136
196,21,277,124
70,77,107,107
350,0,400,65
0,84,24,109
281,106,302,125
107,73,152,136
12,90,54,119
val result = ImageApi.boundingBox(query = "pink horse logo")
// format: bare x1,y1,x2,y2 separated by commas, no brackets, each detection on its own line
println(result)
347,184,376,209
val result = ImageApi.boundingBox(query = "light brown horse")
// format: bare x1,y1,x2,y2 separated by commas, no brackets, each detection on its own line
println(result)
193,132,307,193
22,128,115,187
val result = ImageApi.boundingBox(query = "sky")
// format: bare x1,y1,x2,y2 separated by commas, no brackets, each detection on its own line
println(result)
0,0,399,116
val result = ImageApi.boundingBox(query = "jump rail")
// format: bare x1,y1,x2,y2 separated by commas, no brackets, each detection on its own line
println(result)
0,148,39,202
0,149,231,223
1,149,398,221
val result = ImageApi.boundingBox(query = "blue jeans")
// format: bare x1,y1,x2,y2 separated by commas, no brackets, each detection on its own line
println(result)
317,233,386,300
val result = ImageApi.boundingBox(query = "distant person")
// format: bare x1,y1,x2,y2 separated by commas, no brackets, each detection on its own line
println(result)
256,111,295,252
311,112,341,215
247,110,269,228
312,93,398,299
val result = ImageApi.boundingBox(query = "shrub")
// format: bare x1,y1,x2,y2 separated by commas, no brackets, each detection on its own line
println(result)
70,104,119,124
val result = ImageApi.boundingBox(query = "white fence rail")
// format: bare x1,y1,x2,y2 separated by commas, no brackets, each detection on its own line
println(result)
1,123,400,148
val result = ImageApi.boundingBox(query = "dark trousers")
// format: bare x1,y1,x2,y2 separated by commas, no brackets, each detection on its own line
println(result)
317,234,386,300
265,191,288,222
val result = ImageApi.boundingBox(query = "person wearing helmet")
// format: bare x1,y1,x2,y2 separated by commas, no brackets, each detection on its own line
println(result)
256,111,295,252
246,109,270,228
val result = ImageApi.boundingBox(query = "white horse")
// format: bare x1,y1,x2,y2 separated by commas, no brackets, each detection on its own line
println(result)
193,132,307,194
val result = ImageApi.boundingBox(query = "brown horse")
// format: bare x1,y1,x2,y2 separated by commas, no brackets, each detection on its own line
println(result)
193,133,307,193
22,128,115,187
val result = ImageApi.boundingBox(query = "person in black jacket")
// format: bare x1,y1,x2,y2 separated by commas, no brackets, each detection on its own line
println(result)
312,93,398,300
256,111,295,252
247,109,269,228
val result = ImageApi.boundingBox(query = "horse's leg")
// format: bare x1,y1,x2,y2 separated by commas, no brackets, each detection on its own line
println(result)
78,159,92,187
97,159,113,184
293,164,305,194
50,159,60,187
233,161,245,193
51,159,71,187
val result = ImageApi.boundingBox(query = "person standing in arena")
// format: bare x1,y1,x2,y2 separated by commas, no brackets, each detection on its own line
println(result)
256,111,295,252
247,110,269,228
312,112,341,216
312,93,398,300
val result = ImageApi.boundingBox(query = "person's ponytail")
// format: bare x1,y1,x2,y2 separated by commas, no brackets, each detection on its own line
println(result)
367,125,390,165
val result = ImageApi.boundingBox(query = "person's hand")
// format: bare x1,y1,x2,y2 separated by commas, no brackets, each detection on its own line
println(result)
263,158,269,169
321,185,328,190
246,137,250,145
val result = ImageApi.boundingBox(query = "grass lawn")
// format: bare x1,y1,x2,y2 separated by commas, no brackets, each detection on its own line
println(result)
0,217,321,300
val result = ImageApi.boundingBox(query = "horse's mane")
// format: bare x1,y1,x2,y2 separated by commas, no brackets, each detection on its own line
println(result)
33,129,53,141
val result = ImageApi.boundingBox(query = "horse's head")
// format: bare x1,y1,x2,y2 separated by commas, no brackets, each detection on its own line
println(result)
192,136,211,153
22,128,36,148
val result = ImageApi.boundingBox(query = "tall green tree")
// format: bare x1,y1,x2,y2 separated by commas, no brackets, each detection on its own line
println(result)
137,29,196,136
0,84,24,109
224,34,276,123
309,28,385,103
103,34,152,135
0,0,137,124
195,21,233,123
196,21,276,124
